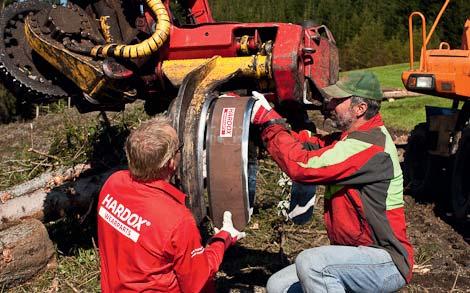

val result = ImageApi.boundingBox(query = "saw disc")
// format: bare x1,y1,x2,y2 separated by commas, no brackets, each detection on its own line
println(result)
0,1,70,104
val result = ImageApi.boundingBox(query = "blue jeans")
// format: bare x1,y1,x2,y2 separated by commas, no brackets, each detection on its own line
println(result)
266,245,406,293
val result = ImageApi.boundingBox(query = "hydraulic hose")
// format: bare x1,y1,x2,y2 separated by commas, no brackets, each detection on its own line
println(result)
89,0,170,58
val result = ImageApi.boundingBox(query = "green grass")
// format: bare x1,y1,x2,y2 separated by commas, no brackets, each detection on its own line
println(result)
364,63,412,89
380,96,453,131
343,63,412,89
9,247,101,292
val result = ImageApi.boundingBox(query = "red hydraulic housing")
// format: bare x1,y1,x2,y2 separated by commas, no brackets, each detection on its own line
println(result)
142,1,339,105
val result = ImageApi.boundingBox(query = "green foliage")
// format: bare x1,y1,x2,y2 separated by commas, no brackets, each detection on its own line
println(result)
48,115,98,166
209,0,317,23
0,147,52,190
414,242,440,265
0,84,17,123
0,103,148,190
48,106,148,170
341,14,387,70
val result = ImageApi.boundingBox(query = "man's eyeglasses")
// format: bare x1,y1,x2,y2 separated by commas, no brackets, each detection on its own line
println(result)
173,143,184,157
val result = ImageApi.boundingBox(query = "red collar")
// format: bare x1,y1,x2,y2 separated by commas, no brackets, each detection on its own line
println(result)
341,114,384,139
356,113,384,131
142,179,187,205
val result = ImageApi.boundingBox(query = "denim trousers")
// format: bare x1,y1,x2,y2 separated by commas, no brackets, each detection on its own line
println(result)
266,245,406,293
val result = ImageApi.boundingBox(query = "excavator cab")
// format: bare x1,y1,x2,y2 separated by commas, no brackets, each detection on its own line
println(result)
402,1,470,101
402,0,470,220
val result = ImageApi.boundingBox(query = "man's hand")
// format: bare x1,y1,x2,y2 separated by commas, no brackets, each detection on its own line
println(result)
251,91,281,125
214,211,246,242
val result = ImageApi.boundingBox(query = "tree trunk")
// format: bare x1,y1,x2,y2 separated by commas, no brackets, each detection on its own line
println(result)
0,165,118,288
0,219,55,288
0,164,116,230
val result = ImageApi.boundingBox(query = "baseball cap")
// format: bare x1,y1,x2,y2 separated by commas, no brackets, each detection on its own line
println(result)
321,71,383,101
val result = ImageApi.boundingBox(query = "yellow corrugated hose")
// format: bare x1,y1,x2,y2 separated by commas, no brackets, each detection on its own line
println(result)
90,0,170,58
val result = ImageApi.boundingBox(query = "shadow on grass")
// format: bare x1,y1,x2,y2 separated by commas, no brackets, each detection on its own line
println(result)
432,200,470,244
46,210,98,255
217,245,289,292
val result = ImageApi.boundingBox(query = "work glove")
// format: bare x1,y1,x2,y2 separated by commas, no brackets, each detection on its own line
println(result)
214,211,246,243
251,91,282,125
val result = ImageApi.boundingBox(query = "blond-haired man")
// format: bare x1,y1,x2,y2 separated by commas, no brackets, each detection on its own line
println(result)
97,115,245,292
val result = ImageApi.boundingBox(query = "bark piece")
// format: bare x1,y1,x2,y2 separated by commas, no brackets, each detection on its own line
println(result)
0,219,55,288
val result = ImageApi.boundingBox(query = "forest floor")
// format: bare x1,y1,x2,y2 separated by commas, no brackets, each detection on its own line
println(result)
1,103,469,292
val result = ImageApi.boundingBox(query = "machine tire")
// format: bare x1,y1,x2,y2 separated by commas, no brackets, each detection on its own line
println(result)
451,127,470,219
403,123,444,199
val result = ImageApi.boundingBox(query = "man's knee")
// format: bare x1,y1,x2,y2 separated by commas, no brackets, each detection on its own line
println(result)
266,265,300,293
295,247,336,282
266,273,283,293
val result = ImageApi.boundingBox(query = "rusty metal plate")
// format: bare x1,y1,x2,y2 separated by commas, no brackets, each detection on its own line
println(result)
167,57,221,223
206,96,255,230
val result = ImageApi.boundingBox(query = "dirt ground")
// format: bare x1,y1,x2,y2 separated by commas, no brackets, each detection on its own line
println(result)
1,106,469,292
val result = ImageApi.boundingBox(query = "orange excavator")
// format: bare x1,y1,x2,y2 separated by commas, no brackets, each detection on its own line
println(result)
401,0,470,219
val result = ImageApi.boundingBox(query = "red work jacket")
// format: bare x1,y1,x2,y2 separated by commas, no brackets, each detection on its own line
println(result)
97,170,233,292
262,114,414,283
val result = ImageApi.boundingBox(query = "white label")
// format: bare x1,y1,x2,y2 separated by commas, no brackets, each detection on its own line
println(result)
220,107,235,137
99,207,141,242
190,246,205,258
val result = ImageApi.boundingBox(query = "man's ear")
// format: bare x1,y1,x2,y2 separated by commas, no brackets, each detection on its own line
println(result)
354,102,368,118
168,158,177,172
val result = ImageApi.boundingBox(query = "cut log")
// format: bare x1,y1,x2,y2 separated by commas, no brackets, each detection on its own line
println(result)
0,166,115,230
0,219,55,288
1,164,90,202
382,89,421,99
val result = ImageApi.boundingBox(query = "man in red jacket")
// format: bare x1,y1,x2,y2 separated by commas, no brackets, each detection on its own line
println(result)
97,115,245,292
252,71,414,293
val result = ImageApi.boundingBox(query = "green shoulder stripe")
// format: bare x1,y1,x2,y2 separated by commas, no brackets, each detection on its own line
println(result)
298,138,372,169
381,126,404,209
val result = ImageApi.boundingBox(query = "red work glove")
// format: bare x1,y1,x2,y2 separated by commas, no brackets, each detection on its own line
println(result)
251,91,282,125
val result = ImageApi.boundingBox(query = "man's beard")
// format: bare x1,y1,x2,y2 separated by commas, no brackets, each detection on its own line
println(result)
329,109,354,131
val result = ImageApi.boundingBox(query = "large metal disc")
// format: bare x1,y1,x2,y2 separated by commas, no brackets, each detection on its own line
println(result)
206,96,255,230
